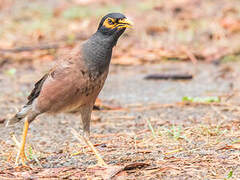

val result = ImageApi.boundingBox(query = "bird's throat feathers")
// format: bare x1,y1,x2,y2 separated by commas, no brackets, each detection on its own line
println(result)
82,31,123,75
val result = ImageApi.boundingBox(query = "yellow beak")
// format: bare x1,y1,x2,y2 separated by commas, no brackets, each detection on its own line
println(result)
117,18,133,29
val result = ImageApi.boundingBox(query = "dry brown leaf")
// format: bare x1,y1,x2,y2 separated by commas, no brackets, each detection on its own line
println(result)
220,18,240,33
146,26,168,36
88,162,149,179
219,143,240,150
94,98,123,110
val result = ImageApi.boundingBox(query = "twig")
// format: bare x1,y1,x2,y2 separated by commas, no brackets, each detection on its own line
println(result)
181,46,198,64
144,73,193,80
10,133,20,149
164,148,183,155
110,116,135,120
0,33,87,54
31,146,43,168
146,119,157,139
0,44,59,53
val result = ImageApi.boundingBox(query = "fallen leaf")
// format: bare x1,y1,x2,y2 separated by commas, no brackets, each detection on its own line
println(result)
220,17,240,33
219,143,240,150
94,98,123,110
88,162,149,179
146,26,168,36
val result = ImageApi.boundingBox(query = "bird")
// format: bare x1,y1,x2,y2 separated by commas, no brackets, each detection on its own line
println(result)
6,12,132,166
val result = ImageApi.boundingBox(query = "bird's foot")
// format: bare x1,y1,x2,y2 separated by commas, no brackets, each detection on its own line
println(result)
11,129,29,166
71,128,107,166
15,147,27,166
83,137,107,166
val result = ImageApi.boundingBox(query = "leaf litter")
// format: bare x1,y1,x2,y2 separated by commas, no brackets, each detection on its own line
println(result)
0,0,240,179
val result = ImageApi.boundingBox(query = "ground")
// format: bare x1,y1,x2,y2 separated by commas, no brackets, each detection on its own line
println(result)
0,0,240,179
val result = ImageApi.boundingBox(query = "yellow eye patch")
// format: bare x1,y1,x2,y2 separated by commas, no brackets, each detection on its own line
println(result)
102,17,133,30
103,17,116,29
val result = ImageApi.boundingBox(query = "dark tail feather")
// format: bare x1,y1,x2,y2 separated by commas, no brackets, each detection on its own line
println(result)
5,105,31,127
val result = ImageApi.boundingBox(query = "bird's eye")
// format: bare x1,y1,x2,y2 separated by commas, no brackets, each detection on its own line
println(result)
108,19,114,25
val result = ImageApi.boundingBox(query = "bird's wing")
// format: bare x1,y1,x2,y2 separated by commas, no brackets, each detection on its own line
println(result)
26,45,85,107
30,45,99,113
26,72,50,105
35,63,90,113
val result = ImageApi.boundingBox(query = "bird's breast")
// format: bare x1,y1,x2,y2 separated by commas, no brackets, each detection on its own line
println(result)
63,70,108,113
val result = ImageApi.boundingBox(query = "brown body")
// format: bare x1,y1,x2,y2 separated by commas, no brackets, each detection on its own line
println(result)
33,46,108,114
7,13,132,165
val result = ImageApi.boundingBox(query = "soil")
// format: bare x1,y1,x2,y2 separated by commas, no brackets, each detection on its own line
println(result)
1,0,240,178
0,61,240,179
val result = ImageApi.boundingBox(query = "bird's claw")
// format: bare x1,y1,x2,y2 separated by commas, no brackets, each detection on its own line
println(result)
15,149,27,166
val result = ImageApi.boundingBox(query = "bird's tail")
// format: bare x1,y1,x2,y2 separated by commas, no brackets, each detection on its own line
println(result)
5,105,31,127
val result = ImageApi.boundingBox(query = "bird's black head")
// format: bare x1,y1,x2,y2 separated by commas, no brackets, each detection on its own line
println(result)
97,13,132,39
83,13,132,72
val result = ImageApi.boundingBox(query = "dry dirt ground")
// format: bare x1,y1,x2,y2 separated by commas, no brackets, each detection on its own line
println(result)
1,0,240,179
0,61,240,179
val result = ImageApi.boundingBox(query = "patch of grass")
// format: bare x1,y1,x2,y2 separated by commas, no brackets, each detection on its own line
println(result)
221,54,240,63
62,5,125,20
28,146,33,160
199,124,228,144
182,96,220,103
26,20,51,32
225,170,233,179
4,68,16,76
164,125,187,141
146,119,157,138
137,1,155,11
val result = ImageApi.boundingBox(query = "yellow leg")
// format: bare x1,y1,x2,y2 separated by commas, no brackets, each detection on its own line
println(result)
83,136,107,166
15,120,29,166
71,128,107,166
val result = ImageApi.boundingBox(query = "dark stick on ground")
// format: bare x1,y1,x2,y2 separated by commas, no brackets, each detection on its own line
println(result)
144,73,193,80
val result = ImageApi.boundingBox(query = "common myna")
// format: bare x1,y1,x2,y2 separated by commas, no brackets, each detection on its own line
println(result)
6,13,132,165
